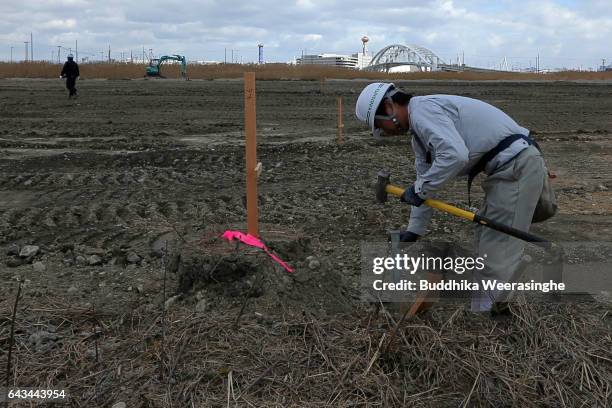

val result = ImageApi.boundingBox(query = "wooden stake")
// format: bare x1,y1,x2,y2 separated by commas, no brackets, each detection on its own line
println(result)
337,96,344,144
385,272,442,354
244,72,259,237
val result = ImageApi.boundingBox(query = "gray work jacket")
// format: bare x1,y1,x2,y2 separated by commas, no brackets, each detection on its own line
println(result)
407,95,530,235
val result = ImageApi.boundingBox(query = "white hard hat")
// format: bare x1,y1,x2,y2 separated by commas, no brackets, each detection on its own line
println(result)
67,54,74,59
355,82,395,137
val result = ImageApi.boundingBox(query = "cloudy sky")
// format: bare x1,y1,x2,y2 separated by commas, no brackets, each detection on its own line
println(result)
1,0,610,69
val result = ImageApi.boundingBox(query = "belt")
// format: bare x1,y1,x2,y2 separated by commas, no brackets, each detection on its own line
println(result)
467,134,540,206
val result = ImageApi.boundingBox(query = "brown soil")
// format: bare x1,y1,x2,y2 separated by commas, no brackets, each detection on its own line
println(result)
0,79,610,407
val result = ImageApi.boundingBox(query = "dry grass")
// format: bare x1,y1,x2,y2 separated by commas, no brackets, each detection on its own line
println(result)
1,62,612,81
2,291,610,407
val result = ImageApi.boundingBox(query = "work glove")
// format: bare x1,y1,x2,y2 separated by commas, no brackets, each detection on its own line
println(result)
400,185,424,207
59,75,63,79
400,231,420,242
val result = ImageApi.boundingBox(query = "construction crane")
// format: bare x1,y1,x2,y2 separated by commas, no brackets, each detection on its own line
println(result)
145,54,187,78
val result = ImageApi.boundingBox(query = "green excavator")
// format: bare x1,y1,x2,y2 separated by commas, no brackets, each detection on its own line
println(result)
145,54,187,78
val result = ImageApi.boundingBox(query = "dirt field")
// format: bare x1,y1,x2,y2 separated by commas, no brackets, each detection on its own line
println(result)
1,78,611,407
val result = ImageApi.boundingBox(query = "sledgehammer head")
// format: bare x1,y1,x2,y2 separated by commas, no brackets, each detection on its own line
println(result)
376,168,391,203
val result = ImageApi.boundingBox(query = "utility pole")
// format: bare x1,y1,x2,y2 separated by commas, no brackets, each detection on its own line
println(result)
10,46,13,62
130,49,133,63
224,48,227,64
57,46,61,63
231,49,234,63
108,45,111,63
30,32,33,61
75,40,78,62
24,41,29,62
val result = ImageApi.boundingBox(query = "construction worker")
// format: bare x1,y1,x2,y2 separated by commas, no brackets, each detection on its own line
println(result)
60,54,79,98
355,83,547,313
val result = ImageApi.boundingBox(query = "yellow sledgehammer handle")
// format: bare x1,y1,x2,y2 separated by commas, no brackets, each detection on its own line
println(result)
385,184,552,250
385,185,475,221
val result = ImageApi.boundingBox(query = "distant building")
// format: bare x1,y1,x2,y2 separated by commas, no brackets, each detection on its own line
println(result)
297,52,372,70
386,65,422,73
354,52,372,69
193,60,222,65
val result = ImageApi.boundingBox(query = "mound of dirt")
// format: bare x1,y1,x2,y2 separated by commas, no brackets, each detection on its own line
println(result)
174,230,355,316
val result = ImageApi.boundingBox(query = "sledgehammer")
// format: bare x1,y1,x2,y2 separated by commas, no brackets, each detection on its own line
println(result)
376,169,554,251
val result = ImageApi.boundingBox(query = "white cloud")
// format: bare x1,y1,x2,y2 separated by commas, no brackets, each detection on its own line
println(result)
303,34,322,41
487,34,505,49
296,0,315,9
40,19,77,29
0,0,609,68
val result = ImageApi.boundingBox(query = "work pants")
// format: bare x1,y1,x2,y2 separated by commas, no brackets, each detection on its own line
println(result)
472,145,546,311
66,76,77,97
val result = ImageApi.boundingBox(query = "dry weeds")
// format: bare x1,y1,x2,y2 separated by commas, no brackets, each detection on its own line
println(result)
1,288,610,407
1,62,612,81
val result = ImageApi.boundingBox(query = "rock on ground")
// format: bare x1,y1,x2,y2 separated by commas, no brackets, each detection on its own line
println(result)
88,255,103,265
20,245,40,258
126,252,141,264
32,261,46,272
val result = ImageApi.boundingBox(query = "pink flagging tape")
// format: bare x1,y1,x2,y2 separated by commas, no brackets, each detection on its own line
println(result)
221,230,294,273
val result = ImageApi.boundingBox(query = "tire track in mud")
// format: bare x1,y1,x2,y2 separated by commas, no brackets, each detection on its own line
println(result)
0,162,231,248
0,197,219,247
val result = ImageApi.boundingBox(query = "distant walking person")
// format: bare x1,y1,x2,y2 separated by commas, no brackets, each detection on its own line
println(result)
60,54,80,98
